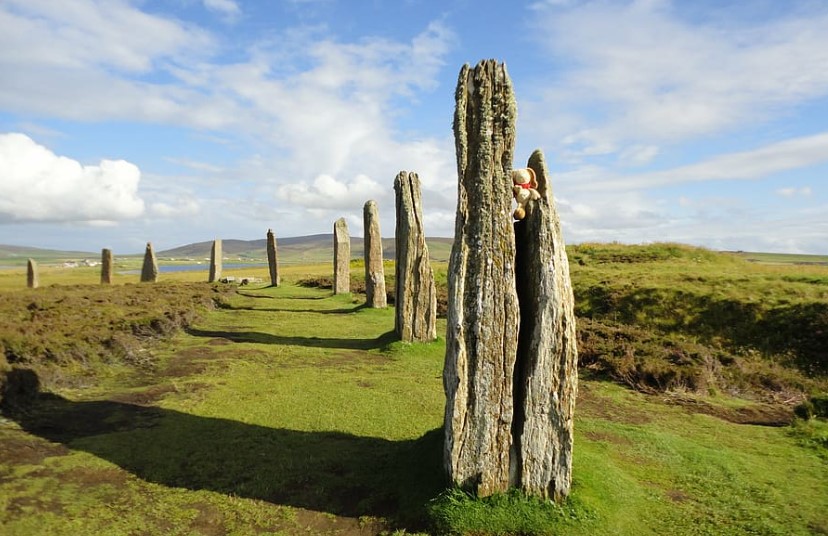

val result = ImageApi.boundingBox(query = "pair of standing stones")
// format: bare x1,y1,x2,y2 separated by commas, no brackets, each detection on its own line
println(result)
333,200,389,309
332,170,437,343
25,247,118,288
138,232,280,286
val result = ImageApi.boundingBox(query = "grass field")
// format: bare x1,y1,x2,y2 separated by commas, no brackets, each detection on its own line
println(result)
1,244,827,535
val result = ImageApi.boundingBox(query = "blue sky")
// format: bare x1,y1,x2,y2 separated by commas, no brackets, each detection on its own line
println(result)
1,0,827,254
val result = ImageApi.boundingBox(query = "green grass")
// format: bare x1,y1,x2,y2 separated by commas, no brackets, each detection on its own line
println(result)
569,243,828,395
1,246,827,535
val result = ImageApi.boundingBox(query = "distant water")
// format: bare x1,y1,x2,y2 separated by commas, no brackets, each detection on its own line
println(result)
120,263,267,275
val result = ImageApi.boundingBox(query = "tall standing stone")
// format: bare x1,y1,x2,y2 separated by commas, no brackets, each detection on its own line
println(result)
101,248,113,285
209,239,222,283
443,60,578,502
140,242,159,283
333,218,350,294
513,150,578,501
266,229,280,287
363,200,387,308
394,171,436,342
26,258,38,289
443,60,520,496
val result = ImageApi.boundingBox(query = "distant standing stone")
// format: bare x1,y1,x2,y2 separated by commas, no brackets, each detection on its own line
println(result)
209,239,222,283
266,229,280,287
363,200,387,308
394,171,436,342
27,258,38,289
140,242,159,283
333,218,350,294
101,248,113,284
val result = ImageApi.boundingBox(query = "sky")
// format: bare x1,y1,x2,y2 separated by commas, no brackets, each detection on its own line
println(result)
1,0,827,255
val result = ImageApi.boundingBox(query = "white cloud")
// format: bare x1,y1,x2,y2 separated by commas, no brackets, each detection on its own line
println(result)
278,174,387,211
776,186,812,198
0,133,145,223
569,132,828,191
202,0,240,17
527,1,828,150
618,145,660,167
0,0,213,74
150,199,201,218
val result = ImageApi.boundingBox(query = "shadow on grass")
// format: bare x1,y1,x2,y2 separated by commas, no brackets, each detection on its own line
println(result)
185,327,398,351
218,304,371,315
5,385,445,528
236,291,329,301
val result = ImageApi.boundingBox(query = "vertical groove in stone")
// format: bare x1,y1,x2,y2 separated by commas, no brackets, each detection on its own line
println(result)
443,60,519,496
27,258,38,289
140,242,159,283
394,171,437,342
333,218,350,294
267,229,280,287
513,149,578,501
101,249,113,285
363,200,387,308
209,239,222,283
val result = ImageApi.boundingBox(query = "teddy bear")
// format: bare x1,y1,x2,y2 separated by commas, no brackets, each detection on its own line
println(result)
511,167,541,220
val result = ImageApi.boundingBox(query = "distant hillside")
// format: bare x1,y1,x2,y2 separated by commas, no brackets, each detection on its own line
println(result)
159,235,455,264
4,239,826,268
0,245,96,266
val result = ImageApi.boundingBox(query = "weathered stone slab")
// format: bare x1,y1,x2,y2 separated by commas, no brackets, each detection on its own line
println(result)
443,60,578,502
333,218,350,294
101,248,113,284
394,171,436,342
27,258,38,289
363,200,387,308
513,150,578,501
267,229,280,287
140,242,159,283
209,239,222,283
443,60,520,496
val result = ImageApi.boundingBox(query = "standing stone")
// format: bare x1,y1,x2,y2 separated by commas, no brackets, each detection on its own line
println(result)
443,60,520,496
266,229,280,287
394,171,436,342
140,242,159,283
363,200,387,308
333,218,350,294
209,239,222,283
443,60,578,502
513,150,578,501
26,258,38,289
101,248,113,285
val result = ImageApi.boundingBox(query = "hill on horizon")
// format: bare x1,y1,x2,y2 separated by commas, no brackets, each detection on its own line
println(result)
159,234,456,264
3,238,827,267
0,234,457,266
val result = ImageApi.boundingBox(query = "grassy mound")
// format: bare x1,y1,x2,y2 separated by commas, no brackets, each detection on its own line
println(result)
0,283,230,402
299,243,828,401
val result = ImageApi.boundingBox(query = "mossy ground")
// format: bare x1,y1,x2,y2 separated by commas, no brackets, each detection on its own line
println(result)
1,247,827,535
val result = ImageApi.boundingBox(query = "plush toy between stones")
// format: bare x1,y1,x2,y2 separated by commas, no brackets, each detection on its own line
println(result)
511,167,541,220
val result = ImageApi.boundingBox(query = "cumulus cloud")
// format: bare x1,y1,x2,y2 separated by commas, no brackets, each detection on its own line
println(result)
278,174,388,210
0,133,144,223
